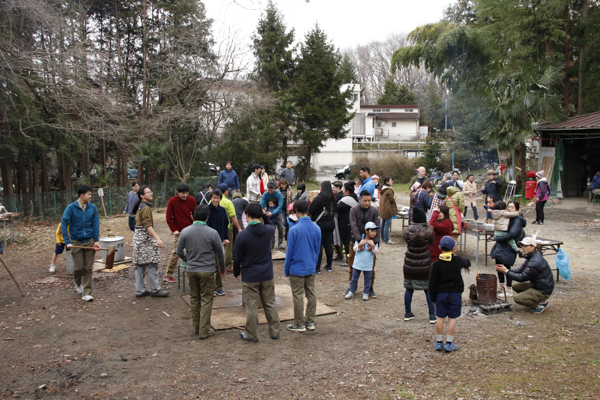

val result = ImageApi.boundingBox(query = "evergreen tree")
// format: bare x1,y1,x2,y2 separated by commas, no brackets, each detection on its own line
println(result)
252,1,295,92
377,78,418,105
294,25,354,178
338,53,359,83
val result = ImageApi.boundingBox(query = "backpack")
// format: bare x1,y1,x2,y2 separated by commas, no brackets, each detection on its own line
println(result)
546,182,551,197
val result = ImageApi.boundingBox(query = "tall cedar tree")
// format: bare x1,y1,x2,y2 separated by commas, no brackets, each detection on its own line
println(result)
294,26,354,179
252,1,295,92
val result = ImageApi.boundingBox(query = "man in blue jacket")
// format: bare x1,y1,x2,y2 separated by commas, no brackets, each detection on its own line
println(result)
217,161,240,194
260,182,284,248
233,203,280,342
62,185,100,301
359,166,375,200
284,200,321,332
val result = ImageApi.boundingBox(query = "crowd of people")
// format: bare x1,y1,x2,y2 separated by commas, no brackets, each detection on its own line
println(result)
51,161,555,350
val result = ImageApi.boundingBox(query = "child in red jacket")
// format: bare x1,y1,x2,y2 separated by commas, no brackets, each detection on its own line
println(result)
429,205,454,262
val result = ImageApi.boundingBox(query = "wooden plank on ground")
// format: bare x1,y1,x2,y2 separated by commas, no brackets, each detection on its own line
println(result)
182,283,336,330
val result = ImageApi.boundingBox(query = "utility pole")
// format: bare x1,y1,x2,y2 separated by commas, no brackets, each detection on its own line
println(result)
444,98,448,131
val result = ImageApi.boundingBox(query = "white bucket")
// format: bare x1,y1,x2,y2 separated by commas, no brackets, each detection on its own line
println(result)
65,250,74,275
100,236,125,262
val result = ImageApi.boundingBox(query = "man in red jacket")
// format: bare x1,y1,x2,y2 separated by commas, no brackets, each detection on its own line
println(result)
164,183,197,282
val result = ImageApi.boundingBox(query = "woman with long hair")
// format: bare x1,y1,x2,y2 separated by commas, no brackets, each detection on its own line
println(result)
309,181,337,273
132,186,168,297
292,183,309,202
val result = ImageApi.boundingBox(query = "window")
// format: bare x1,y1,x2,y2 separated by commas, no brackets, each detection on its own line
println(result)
383,109,390,112
373,108,381,112
405,109,414,112
392,122,397,127
353,94,359,101
377,122,383,127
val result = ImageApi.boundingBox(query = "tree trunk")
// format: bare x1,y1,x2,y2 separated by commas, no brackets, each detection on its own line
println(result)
562,7,571,112
28,162,34,194
100,139,106,176
122,148,128,184
18,158,27,195
58,156,65,191
0,135,14,196
116,146,122,186
137,161,144,184
578,0,589,114
545,37,552,58
519,141,527,192
41,154,49,193
82,151,90,181
303,146,312,182
64,161,72,191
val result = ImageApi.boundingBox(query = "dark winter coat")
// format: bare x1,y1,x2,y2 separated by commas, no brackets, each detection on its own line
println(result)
482,178,503,202
490,214,527,267
507,250,554,295
403,222,434,281
233,220,275,283
337,194,358,228
429,255,472,303
413,188,431,213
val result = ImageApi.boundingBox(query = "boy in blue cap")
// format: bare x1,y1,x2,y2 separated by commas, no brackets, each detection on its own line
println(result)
428,235,471,352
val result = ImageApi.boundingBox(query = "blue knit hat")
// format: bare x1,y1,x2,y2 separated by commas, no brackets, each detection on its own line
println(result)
440,236,456,251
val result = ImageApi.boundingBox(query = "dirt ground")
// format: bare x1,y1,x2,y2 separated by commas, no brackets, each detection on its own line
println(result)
1,197,599,399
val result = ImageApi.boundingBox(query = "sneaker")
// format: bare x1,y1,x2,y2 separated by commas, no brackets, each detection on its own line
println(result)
136,290,150,297
150,290,169,297
532,221,540,225
198,332,214,340
163,276,176,283
444,342,460,352
531,300,549,314
75,285,83,294
49,264,56,273
278,244,286,250
305,322,315,331
435,341,444,351
343,289,349,296
344,291,354,299
214,289,226,296
316,270,321,275
362,293,369,301
240,331,258,342
369,288,377,298
404,312,416,321
429,315,436,324
539,221,544,225
325,267,332,272
385,240,395,245
82,295,94,302
505,287,513,297
286,323,306,332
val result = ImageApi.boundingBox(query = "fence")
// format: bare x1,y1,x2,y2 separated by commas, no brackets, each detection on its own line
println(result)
0,177,217,221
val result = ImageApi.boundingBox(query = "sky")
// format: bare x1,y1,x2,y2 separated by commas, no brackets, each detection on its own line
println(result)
202,0,452,52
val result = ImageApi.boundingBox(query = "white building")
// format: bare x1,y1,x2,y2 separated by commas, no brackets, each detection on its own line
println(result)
311,84,425,170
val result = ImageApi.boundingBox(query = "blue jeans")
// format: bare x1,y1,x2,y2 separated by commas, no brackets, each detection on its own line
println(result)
381,217,392,242
349,268,372,295
404,289,435,316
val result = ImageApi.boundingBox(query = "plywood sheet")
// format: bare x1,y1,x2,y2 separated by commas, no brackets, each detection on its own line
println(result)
540,157,555,182
182,283,336,330
271,250,286,260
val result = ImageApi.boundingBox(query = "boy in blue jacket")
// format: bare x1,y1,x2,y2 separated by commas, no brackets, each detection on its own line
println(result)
284,200,321,332
61,185,100,301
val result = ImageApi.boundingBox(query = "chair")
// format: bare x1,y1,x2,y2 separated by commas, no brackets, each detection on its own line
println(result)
503,180,517,203
593,193,600,206
177,262,187,292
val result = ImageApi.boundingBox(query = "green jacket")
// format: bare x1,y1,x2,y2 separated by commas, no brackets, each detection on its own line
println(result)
408,175,430,190
445,186,465,235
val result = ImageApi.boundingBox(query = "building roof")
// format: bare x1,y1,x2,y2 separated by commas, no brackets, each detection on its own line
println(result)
538,111,600,131
361,104,420,109
368,112,420,120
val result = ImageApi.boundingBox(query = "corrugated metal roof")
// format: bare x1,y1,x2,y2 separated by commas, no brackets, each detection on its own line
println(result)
361,104,420,109
374,113,419,120
538,111,600,130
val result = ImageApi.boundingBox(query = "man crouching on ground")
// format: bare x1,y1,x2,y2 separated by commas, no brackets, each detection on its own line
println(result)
495,236,554,314
177,205,225,339
233,203,280,342
284,200,321,332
